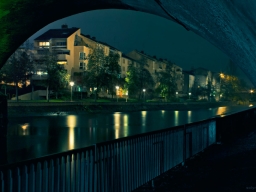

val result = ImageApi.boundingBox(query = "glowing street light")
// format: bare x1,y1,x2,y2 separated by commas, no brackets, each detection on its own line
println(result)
176,91,178,98
116,86,119,102
126,91,128,102
189,92,191,99
70,81,74,101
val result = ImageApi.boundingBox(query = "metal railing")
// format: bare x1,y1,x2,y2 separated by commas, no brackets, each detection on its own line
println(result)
1,106,256,192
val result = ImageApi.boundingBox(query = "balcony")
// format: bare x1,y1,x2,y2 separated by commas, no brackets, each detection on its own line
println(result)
57,54,67,61
31,74,48,80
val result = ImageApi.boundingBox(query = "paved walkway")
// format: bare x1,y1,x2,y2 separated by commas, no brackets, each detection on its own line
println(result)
134,129,256,191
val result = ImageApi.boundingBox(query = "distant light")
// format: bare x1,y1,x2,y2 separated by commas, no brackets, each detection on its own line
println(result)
249,104,253,107
143,89,146,92
70,81,74,86
21,123,29,130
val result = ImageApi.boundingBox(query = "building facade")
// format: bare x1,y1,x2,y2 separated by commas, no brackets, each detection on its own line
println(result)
126,50,184,92
33,25,124,95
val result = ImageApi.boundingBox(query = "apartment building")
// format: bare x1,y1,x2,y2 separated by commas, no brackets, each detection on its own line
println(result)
189,67,219,100
34,25,122,80
120,54,142,78
190,67,217,88
126,50,184,92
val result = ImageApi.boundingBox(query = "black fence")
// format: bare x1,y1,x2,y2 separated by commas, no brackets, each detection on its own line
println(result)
0,106,256,192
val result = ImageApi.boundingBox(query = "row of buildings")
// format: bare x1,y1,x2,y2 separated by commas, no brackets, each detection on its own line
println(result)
31,24,221,100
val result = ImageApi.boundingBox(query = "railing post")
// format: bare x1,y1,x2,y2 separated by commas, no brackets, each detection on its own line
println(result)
215,115,222,144
0,94,8,136
94,144,97,192
182,124,186,166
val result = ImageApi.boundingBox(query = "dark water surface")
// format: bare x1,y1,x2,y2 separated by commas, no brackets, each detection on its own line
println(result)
1,106,250,164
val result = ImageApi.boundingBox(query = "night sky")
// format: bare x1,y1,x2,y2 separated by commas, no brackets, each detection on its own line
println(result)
28,9,251,84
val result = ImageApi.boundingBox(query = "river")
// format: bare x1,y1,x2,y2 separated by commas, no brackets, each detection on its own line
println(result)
1,105,251,164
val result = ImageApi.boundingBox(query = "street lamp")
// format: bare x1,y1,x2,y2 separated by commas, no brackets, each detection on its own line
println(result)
189,92,191,99
126,91,128,102
143,89,146,102
70,81,74,101
176,91,178,98
116,86,119,102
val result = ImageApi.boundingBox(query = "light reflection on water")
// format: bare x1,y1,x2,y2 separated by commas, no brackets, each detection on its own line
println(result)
5,106,249,164
67,115,77,150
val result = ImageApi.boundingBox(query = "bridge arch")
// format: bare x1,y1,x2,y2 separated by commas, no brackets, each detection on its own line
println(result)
1,0,256,85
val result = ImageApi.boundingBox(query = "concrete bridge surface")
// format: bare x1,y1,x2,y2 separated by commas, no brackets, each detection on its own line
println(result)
1,0,256,86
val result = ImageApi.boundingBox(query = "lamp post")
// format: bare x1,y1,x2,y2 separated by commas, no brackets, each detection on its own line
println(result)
143,89,146,102
189,92,191,99
116,86,119,102
70,81,74,101
126,91,128,102
176,91,178,98
219,73,224,101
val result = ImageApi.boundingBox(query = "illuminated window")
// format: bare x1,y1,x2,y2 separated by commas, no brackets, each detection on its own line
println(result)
39,42,50,47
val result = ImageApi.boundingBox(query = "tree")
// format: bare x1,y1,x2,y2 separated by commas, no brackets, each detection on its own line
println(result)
221,74,245,101
124,60,154,100
41,51,70,101
155,62,178,101
137,58,154,100
125,63,140,98
104,52,121,99
84,45,106,101
3,49,34,101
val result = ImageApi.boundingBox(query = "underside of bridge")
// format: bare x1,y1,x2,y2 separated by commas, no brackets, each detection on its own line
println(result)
1,0,256,85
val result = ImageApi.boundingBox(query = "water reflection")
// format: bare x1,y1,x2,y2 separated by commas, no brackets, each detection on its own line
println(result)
67,115,77,150
114,113,121,139
216,107,227,115
188,111,192,123
123,114,128,137
175,111,179,125
5,106,250,164
141,111,147,128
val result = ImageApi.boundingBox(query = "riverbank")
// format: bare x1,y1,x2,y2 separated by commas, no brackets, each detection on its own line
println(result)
6,101,238,117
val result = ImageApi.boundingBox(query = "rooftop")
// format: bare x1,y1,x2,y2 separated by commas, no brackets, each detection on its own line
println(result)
34,27,79,40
